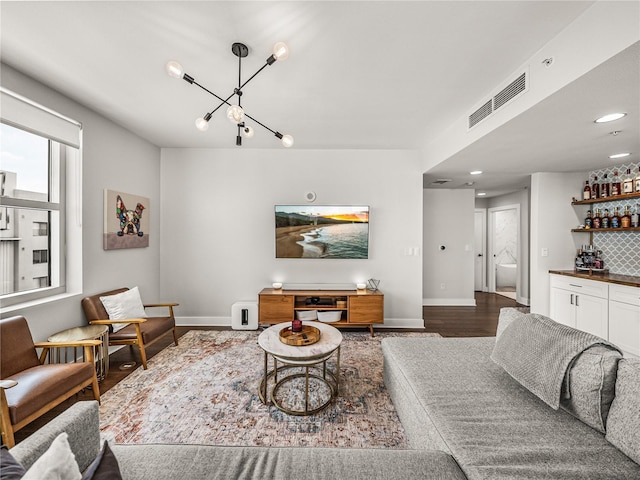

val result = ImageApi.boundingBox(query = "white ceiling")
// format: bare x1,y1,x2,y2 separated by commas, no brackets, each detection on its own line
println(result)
1,1,638,197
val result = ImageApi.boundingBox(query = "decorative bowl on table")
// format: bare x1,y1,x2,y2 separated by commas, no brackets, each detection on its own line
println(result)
279,325,321,346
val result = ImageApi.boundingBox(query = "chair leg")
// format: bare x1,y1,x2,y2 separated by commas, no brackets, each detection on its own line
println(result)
173,326,179,346
0,391,16,448
134,324,148,370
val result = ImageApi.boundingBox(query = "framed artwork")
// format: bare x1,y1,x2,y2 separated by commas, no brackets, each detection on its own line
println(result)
103,189,150,250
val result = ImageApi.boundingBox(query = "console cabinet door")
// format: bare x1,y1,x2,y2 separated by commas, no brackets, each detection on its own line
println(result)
575,294,608,339
259,295,294,323
349,295,383,324
609,284,640,357
549,287,576,328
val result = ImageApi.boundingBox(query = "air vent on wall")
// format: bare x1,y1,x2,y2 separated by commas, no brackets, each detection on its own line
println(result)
468,69,529,130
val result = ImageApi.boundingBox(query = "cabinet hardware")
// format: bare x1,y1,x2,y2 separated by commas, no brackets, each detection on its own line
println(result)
576,295,579,307
569,284,582,288
570,294,574,305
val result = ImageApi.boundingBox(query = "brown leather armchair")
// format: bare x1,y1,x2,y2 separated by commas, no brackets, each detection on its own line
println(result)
81,288,178,370
0,316,101,448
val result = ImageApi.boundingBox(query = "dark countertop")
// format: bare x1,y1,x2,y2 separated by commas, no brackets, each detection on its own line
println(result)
549,270,640,288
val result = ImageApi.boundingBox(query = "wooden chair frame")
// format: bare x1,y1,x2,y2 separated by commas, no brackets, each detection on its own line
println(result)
89,303,178,370
0,340,101,448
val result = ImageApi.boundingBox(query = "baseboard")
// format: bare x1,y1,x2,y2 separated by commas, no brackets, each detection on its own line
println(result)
176,316,423,329
422,298,477,306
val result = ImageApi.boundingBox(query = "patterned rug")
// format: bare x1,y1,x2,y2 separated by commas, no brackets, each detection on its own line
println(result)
99,329,440,448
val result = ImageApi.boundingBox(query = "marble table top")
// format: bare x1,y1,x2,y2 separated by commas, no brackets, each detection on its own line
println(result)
258,321,342,362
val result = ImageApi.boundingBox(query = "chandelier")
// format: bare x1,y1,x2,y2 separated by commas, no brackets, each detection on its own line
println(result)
166,42,293,147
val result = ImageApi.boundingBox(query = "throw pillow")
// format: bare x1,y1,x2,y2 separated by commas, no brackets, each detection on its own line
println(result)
81,441,122,480
22,432,81,480
0,446,26,479
100,286,147,332
559,345,621,433
605,358,640,464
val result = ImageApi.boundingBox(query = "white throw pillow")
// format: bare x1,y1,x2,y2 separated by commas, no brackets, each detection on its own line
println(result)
23,432,81,480
100,286,147,332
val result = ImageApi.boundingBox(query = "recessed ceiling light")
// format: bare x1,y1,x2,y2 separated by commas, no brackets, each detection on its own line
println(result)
470,170,483,175
609,152,630,159
477,192,487,196
595,113,626,123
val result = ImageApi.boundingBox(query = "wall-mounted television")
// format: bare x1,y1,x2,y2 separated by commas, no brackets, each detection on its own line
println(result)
275,205,369,259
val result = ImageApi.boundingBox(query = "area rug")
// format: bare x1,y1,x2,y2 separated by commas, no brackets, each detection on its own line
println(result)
99,329,440,449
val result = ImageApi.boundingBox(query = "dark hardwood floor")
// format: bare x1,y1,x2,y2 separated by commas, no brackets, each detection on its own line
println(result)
13,293,524,444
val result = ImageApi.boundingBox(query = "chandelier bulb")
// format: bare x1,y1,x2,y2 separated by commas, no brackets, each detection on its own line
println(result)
272,42,290,61
165,60,184,79
242,126,255,138
281,134,294,148
195,117,210,131
226,105,244,124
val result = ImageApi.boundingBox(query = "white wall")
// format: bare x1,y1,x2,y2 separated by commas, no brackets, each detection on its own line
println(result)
422,189,475,305
0,64,161,341
160,148,423,328
529,171,584,315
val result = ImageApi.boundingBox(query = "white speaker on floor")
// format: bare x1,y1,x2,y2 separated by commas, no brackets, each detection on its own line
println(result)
231,302,258,330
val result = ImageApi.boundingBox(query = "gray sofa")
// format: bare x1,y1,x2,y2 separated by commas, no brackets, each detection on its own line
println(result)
382,308,640,479
8,401,465,479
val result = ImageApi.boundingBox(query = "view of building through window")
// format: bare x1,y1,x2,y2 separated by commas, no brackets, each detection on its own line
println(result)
0,123,54,296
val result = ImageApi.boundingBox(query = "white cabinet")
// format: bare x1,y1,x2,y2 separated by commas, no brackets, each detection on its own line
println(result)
549,275,608,339
608,284,640,357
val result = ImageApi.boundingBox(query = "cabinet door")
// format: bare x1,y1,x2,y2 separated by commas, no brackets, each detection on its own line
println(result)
549,287,576,328
609,300,640,357
575,294,608,339
349,295,384,324
259,295,294,323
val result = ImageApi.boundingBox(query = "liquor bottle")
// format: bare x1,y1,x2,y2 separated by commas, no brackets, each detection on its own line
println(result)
611,171,621,196
602,208,610,228
600,174,610,198
621,206,631,228
591,176,600,199
623,168,634,194
632,204,640,228
636,168,640,193
593,208,601,229
611,206,621,229
584,210,593,229
582,180,591,200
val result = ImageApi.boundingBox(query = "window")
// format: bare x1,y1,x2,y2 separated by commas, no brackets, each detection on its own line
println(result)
33,222,48,236
33,249,49,264
1,87,82,306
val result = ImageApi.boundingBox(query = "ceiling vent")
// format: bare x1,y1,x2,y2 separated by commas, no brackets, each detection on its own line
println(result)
431,179,452,185
468,69,529,130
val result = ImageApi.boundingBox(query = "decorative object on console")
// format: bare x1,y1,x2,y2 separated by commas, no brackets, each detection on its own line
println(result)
103,190,150,250
166,42,293,147
367,278,381,291
275,205,369,259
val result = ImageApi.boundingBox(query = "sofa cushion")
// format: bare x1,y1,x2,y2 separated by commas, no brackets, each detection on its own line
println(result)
491,313,620,408
606,358,640,464
1,446,26,479
100,287,146,332
560,345,620,433
111,444,467,480
382,337,640,479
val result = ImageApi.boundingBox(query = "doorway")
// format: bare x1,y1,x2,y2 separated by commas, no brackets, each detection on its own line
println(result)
474,209,487,292
488,205,519,300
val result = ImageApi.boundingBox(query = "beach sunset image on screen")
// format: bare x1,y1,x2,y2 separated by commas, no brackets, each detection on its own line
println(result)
275,205,369,259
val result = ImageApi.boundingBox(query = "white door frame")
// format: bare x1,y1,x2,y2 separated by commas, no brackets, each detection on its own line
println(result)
474,208,487,292
488,204,520,294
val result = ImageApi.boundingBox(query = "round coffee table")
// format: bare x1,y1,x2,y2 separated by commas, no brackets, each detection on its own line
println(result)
258,321,342,416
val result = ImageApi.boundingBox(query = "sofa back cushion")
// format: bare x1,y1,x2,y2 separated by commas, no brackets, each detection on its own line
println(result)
605,358,640,464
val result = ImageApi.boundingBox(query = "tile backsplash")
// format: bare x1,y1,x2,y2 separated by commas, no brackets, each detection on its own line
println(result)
585,162,640,276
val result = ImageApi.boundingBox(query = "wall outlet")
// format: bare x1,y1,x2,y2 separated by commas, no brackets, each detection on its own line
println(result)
541,248,549,257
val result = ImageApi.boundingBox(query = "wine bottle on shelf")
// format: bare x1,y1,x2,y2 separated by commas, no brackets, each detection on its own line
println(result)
584,210,593,229
632,204,640,228
593,208,602,229
591,176,600,199
611,171,621,196
623,168,634,194
621,206,631,228
611,206,621,229
600,174,610,198
602,208,610,229
583,180,591,200
636,168,640,193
